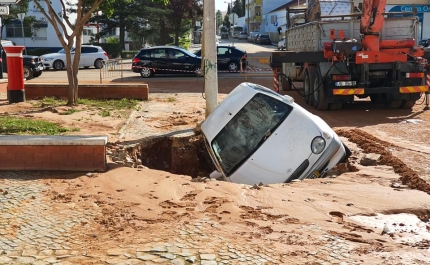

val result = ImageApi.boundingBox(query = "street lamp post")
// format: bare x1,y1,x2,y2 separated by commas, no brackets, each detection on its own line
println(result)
17,12,26,55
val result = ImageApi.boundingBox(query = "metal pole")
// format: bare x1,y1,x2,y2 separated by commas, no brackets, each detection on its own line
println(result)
203,0,218,117
247,0,250,34
21,21,26,55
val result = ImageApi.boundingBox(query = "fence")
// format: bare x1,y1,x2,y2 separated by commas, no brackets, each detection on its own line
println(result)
99,58,124,84
240,57,273,80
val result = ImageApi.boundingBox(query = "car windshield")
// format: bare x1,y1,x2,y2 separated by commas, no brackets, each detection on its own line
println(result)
211,93,292,175
57,49,66,54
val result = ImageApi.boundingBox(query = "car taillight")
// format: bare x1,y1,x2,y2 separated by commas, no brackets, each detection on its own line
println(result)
242,54,247,59
104,52,108,57
132,58,140,63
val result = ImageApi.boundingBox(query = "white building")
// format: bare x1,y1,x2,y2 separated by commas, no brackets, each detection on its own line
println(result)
2,1,101,52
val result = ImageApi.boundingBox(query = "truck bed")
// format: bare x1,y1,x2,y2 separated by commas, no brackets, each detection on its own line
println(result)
286,17,419,52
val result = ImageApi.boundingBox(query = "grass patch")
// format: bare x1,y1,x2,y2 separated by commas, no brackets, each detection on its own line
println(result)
77,98,140,110
99,110,111,117
0,117,79,135
60,108,80,115
168,97,176,102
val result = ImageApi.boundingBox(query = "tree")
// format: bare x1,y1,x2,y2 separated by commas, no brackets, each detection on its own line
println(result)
0,0,30,39
32,0,168,106
216,10,223,29
165,0,202,46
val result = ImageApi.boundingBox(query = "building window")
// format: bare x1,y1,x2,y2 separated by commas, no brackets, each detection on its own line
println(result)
83,28,94,36
5,24,32,38
34,27,47,40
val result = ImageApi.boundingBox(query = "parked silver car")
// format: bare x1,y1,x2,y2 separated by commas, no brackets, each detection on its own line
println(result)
238,32,248,40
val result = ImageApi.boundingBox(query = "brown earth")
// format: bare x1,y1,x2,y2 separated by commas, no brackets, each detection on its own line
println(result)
1,77,430,263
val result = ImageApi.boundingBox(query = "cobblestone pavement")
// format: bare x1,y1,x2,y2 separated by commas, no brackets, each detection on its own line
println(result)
2,171,430,265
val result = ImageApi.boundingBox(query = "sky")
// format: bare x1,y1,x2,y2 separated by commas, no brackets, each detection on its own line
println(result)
215,0,230,12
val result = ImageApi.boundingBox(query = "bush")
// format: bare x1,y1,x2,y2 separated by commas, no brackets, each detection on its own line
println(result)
88,42,122,58
27,47,58,56
121,50,139,59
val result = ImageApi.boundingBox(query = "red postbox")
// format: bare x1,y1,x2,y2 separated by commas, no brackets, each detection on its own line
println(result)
4,46,25,103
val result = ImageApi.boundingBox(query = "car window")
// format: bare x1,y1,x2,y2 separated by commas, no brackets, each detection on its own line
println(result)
211,93,292,175
217,47,230,56
153,49,167,58
57,49,66,54
138,50,151,58
81,46,98,53
168,49,187,59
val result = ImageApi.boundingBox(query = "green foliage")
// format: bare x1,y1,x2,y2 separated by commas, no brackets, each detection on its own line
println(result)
27,48,54,56
0,117,77,135
77,98,140,110
105,37,119,44
60,109,80,115
121,50,139,59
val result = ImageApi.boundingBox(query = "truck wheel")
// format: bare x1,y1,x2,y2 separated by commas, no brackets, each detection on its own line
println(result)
400,100,415,109
23,66,33,80
303,69,312,105
329,103,343,110
312,69,329,110
385,101,402,109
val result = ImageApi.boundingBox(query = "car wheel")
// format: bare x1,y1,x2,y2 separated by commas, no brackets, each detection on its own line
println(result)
140,67,153,78
277,47,280,51
53,60,64,70
228,61,239,72
23,66,33,80
33,71,42,78
94,59,104,69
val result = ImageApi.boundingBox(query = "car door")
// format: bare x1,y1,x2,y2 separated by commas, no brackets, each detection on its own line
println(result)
168,49,196,74
150,48,169,73
80,46,99,67
216,47,230,69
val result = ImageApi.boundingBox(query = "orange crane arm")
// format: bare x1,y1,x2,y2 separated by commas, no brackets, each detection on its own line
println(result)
360,0,387,34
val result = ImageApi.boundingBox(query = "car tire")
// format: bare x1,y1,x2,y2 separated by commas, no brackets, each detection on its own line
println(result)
33,71,42,78
53,60,64,70
303,69,312,106
228,61,239,72
140,67,153,78
94,59,104,69
23,65,33,80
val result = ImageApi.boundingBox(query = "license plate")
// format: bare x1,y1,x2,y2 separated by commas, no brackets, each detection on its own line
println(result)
310,170,321,179
38,65,44,70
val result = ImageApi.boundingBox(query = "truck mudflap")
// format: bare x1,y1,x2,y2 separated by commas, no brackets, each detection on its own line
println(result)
332,86,428,95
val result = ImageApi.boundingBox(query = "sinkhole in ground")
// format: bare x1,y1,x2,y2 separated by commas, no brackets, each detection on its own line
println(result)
110,133,216,178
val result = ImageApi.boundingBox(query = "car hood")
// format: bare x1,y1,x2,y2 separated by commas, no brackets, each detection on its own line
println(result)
41,53,64,58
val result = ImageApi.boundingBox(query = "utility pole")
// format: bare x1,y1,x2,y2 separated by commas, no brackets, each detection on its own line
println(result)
203,0,218,117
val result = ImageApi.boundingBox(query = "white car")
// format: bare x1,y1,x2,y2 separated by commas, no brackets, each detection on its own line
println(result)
201,82,350,185
41,45,108,70
277,37,286,50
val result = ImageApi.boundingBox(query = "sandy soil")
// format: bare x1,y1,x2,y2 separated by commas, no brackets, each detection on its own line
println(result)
1,81,430,263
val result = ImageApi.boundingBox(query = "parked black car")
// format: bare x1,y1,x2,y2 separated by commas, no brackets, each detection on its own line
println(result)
132,46,202,78
1,40,44,80
194,45,248,72
256,34,272,45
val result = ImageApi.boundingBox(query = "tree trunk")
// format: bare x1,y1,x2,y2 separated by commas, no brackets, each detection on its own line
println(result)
119,15,125,50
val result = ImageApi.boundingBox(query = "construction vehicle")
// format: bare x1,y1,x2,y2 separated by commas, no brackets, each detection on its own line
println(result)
270,0,430,110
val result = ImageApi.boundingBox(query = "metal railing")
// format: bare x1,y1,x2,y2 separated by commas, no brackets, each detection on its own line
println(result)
240,57,273,80
99,58,123,84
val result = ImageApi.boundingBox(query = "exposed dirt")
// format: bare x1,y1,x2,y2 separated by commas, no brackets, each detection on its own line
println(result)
2,80,430,263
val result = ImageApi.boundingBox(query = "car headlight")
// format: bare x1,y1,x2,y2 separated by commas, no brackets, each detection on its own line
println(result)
311,136,326,154
43,58,54,61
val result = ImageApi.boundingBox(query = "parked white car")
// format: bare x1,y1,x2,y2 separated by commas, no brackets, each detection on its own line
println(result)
41,45,108,70
277,37,286,50
201,82,350,185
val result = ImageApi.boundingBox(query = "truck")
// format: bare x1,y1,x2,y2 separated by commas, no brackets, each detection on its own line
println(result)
270,0,430,110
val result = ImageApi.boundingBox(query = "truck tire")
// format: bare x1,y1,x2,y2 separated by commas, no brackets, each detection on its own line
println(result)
401,100,415,109
312,68,329,110
303,69,313,105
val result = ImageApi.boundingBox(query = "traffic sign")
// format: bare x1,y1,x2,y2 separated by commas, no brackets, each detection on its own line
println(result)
0,6,8,15
229,13,238,24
